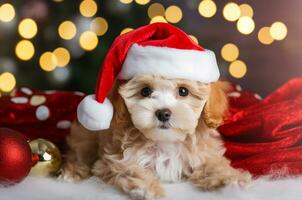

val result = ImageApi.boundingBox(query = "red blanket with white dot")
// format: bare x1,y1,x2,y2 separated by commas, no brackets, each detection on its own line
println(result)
1,78,302,177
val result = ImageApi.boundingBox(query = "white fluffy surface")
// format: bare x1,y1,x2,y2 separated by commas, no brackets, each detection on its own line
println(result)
1,176,302,200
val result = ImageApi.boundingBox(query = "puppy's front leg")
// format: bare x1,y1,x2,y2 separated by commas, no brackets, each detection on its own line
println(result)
93,159,165,200
189,157,252,191
59,121,98,182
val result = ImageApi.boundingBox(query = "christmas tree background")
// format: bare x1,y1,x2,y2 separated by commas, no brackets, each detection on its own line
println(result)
0,0,301,96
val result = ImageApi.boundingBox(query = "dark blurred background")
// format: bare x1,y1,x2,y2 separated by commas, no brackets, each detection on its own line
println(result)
0,0,301,97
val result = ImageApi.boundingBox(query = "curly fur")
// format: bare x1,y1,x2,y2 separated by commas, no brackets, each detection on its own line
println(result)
60,75,251,200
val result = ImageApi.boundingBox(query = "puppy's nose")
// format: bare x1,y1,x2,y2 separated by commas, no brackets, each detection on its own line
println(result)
155,109,171,122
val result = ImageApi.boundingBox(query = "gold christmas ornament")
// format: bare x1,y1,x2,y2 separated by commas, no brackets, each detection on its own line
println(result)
29,139,62,177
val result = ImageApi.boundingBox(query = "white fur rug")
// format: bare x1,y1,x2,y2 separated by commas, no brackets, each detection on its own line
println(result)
1,176,302,200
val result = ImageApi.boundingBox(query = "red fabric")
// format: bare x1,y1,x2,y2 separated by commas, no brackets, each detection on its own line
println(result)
96,23,203,103
0,89,84,149
0,78,302,177
219,78,302,177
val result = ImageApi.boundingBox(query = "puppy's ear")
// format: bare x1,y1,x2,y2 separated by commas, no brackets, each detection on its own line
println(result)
109,80,132,129
202,81,230,128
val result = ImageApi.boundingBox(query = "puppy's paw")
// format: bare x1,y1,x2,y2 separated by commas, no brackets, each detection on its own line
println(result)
129,188,154,200
58,163,91,183
57,169,79,183
191,167,252,191
237,171,252,188
128,186,164,200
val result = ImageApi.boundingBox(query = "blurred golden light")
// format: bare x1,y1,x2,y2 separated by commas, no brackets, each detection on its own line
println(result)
58,21,77,40
0,3,15,22
18,18,38,39
53,47,70,67
150,16,167,24
237,16,255,35
120,0,133,4
90,17,108,36
198,0,217,18
270,22,287,41
15,40,35,61
189,35,199,44
79,0,97,17
53,0,64,2
120,28,133,35
221,43,239,62
258,27,274,45
165,5,182,23
240,4,253,17
135,0,150,5
0,72,16,92
79,31,98,51
39,52,58,72
148,3,165,19
229,60,247,78
223,2,241,22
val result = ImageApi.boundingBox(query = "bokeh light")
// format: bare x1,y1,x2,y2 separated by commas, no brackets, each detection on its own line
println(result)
189,35,199,44
15,40,35,61
229,60,247,78
237,16,255,35
52,67,71,84
79,0,97,17
120,0,133,4
135,0,150,5
79,31,98,51
90,17,108,36
18,18,38,39
223,2,241,22
221,43,239,62
165,5,182,23
240,4,253,17
120,27,133,35
258,27,274,45
58,21,77,40
150,16,167,24
270,22,288,41
0,72,16,92
147,3,165,19
39,52,58,72
198,0,217,18
53,47,70,67
0,3,15,22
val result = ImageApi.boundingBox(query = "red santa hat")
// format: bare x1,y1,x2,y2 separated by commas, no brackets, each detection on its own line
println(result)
77,23,220,131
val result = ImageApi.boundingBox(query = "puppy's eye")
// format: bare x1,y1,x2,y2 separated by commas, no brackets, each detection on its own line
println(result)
178,87,189,97
141,87,153,97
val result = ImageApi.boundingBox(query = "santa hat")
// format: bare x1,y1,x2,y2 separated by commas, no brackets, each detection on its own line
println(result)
77,23,220,131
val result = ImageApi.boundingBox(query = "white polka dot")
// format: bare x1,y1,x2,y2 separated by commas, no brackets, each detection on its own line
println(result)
45,90,56,94
57,120,71,129
74,91,85,96
20,87,33,95
30,95,46,106
36,105,50,121
254,93,262,100
235,85,242,91
228,92,241,97
11,97,29,104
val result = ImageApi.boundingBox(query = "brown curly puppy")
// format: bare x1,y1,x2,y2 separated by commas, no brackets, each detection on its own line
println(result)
61,75,251,200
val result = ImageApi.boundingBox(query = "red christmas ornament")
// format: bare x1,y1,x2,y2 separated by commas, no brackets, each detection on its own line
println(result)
0,128,32,185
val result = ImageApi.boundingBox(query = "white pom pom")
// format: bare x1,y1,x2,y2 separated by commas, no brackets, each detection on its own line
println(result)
77,95,113,131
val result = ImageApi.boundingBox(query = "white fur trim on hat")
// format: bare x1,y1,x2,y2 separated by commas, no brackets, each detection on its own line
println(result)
77,95,113,131
118,44,220,83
